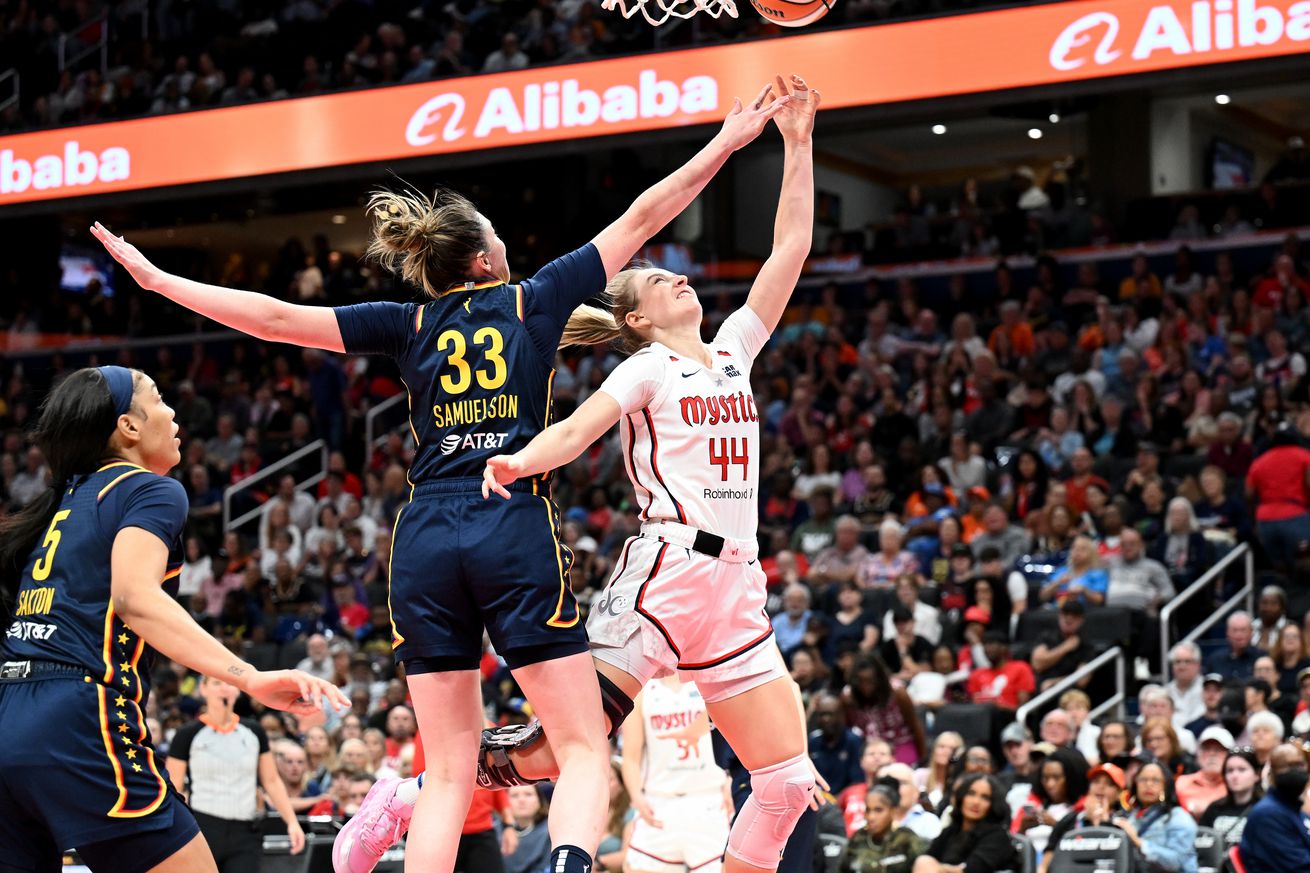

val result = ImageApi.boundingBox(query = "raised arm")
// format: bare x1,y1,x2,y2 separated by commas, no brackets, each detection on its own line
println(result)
91,222,345,352
483,391,623,498
590,82,790,277
745,76,819,334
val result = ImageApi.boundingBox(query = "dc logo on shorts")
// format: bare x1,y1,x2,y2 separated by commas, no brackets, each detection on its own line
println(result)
439,434,462,455
594,593,629,617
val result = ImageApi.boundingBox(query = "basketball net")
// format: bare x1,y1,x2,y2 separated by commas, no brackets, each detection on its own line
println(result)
601,0,738,27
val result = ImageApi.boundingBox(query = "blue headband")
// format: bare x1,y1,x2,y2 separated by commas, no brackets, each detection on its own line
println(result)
97,366,135,417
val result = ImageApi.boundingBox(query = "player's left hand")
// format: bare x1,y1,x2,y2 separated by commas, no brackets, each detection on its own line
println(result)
501,825,519,856
483,454,526,500
90,222,167,292
288,819,306,855
770,74,820,144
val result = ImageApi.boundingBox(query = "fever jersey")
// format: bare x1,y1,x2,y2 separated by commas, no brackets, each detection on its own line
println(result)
0,462,186,704
638,679,724,797
334,244,607,483
599,306,770,541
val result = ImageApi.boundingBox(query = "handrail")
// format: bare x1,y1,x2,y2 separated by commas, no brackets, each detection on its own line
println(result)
1160,543,1253,680
363,392,409,455
1016,646,1125,729
0,69,18,116
223,440,328,533
1174,547,1257,671
58,11,109,74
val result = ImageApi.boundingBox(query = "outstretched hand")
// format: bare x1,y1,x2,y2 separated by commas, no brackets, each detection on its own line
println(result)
90,222,166,292
770,74,820,144
717,82,791,152
244,669,350,716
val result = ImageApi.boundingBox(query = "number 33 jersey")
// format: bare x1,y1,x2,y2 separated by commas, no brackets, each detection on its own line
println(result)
599,305,769,541
0,463,186,703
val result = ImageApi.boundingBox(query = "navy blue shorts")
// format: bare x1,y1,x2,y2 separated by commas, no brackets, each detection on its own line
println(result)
0,667,199,873
389,478,589,671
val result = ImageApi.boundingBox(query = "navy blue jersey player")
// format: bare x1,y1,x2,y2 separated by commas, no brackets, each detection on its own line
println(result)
0,366,347,873
93,78,791,873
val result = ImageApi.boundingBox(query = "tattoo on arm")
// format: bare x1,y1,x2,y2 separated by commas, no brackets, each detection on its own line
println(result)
227,665,246,678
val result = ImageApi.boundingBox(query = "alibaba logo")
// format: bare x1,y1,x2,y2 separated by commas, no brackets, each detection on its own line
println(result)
406,94,468,146
1049,11,1122,70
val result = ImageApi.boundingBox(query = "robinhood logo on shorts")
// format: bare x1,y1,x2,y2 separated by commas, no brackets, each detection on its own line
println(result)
1048,0,1310,72
439,432,510,455
405,70,719,146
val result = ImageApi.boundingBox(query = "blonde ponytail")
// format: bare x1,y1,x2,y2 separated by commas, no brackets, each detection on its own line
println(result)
365,186,485,298
557,262,654,353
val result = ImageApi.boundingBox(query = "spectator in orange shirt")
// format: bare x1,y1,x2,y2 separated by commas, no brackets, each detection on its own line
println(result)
1064,448,1109,515
988,301,1035,361
1118,254,1163,301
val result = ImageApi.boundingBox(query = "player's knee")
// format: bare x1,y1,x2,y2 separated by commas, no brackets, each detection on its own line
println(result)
725,754,815,868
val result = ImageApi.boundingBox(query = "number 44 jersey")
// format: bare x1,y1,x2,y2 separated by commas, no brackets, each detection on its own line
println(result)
598,306,769,542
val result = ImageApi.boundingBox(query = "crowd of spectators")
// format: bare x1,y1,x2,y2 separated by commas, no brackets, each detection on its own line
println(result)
0,0,935,135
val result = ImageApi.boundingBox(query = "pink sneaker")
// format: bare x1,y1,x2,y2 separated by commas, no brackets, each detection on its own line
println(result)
332,777,414,873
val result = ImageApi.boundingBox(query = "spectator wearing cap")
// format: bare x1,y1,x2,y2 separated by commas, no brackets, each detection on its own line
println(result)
772,583,814,656
1167,642,1207,727
1252,585,1290,653
1205,611,1266,681
957,605,992,673
1237,743,1310,873
1032,600,1095,691
1245,422,1310,571
1199,746,1263,851
966,629,1035,709
970,504,1031,568
857,519,921,590
997,723,1038,812
1252,657,1298,735
1041,762,1130,873
1176,725,1234,818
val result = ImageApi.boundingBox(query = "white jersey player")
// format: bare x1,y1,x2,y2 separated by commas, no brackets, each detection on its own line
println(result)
482,74,821,873
622,676,733,872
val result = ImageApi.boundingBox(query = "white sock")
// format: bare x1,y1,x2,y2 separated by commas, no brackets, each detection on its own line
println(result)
395,775,422,806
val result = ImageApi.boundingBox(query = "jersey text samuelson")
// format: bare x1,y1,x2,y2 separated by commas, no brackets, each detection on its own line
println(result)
679,391,759,427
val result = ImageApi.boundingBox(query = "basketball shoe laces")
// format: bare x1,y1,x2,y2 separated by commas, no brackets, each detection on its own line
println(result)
357,791,410,857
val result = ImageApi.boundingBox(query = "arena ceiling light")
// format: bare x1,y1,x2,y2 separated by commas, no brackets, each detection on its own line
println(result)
1048,113,1060,124
931,124,947,135
1027,128,1043,140
1214,94,1231,105
331,214,348,224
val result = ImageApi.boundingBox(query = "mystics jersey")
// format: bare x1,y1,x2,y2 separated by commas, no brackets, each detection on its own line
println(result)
638,679,724,797
334,244,606,484
599,306,770,541
1,462,186,704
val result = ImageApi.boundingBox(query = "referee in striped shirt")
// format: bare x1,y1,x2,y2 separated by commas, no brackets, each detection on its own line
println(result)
167,675,306,871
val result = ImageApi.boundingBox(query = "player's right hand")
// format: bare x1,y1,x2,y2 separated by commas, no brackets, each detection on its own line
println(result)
90,222,166,292
717,82,790,152
633,794,664,828
245,669,351,715
482,454,525,500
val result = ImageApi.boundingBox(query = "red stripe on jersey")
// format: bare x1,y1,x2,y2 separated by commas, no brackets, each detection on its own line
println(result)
625,415,653,521
634,544,679,658
677,625,774,671
716,350,731,356
640,408,687,524
629,846,683,866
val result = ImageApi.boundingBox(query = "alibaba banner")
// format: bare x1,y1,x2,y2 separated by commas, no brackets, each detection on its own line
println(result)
4,0,1310,205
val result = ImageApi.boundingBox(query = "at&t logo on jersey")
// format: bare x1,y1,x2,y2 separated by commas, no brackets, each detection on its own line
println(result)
439,432,510,455
6,621,58,641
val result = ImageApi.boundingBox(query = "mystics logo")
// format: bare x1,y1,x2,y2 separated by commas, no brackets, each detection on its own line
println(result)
405,69,718,146
1050,0,1310,72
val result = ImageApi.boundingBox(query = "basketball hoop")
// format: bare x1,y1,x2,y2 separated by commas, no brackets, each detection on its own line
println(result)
601,0,737,27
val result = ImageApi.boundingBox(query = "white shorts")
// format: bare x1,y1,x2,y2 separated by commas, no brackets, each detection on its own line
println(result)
626,792,731,872
586,535,785,703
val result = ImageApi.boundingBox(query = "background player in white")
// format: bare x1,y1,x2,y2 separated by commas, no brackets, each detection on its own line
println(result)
481,75,822,873
622,676,733,873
